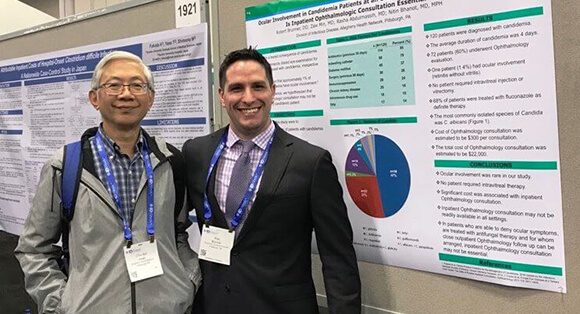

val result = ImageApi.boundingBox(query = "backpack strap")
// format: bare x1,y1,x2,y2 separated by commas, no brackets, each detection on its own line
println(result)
61,141,83,221
59,140,83,276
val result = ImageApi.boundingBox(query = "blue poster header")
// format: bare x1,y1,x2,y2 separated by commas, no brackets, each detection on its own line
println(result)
150,58,205,72
0,110,23,115
0,129,23,135
0,82,21,89
141,117,207,126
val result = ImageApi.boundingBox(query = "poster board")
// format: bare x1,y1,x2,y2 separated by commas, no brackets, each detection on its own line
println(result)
0,24,211,236
245,0,564,293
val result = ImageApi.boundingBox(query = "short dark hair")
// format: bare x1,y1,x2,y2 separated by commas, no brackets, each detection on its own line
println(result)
219,47,273,89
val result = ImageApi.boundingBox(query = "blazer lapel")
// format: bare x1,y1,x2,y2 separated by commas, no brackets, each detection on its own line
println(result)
207,162,228,229
235,127,293,244
206,128,229,229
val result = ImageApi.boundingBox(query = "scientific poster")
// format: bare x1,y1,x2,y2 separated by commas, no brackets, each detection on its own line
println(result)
0,24,211,235
246,0,565,292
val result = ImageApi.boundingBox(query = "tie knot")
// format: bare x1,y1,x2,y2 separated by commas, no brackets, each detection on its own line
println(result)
239,140,255,154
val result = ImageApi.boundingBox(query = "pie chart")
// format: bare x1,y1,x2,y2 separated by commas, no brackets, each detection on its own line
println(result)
345,134,410,218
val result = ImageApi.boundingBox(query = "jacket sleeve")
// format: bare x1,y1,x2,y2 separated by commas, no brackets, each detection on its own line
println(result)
310,150,362,314
175,191,202,292
14,159,67,314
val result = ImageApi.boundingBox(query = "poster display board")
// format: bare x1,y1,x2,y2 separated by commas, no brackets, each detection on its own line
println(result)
246,0,565,292
0,24,211,236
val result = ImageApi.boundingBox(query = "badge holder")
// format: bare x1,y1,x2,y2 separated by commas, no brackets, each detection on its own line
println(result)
199,221,235,266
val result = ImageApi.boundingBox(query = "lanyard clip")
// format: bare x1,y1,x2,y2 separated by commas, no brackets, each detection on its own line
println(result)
149,235,155,243
126,240,133,248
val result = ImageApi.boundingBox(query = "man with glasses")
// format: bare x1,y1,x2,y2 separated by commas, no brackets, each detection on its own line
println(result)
15,51,200,314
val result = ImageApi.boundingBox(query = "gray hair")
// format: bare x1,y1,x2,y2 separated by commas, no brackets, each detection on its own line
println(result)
90,51,155,91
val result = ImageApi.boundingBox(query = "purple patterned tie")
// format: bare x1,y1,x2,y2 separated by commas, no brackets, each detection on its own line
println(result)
225,140,255,228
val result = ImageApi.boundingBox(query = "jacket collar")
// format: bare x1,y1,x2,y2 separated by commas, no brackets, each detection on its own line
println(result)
79,126,169,175
77,125,171,219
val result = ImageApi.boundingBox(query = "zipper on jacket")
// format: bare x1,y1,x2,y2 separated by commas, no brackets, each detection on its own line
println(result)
128,157,169,314
120,158,171,314
131,282,136,314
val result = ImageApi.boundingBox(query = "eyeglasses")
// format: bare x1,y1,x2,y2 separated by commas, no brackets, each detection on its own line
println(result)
98,83,150,95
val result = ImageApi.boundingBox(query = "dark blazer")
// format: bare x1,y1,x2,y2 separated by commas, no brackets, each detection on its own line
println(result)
183,124,361,314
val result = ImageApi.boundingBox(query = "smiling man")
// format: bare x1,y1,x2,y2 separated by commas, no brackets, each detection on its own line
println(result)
183,48,361,314
15,51,200,314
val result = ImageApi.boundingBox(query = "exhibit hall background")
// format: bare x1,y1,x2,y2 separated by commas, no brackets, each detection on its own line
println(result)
1,0,579,313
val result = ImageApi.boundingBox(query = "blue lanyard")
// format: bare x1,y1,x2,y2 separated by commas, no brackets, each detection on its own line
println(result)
203,129,274,230
95,132,155,242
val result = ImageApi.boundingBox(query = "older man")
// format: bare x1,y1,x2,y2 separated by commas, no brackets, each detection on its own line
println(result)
183,48,361,314
15,51,200,314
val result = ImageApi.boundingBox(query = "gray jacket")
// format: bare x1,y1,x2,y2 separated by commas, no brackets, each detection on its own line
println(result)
15,129,201,314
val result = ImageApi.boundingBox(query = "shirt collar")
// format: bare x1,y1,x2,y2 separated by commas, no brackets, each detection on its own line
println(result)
97,124,145,158
226,121,275,150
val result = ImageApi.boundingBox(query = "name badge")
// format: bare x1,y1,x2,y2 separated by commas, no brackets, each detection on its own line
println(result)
199,225,235,265
123,241,164,282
